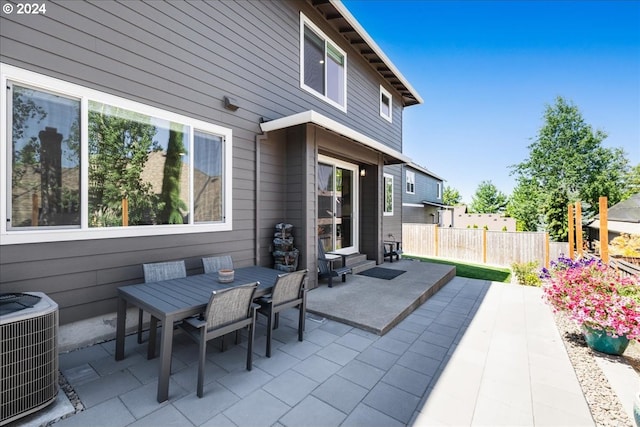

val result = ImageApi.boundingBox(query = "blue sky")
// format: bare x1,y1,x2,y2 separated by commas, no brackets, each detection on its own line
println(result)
343,0,640,203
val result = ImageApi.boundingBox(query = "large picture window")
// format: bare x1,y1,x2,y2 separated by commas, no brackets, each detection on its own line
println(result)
2,64,232,244
300,13,347,111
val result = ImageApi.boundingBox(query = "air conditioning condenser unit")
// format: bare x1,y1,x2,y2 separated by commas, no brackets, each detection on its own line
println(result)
1,292,59,426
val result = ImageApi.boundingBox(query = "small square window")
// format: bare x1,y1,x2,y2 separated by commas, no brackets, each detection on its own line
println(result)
380,86,392,122
406,171,415,194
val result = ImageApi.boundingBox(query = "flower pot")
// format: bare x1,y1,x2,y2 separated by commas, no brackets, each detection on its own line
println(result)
217,269,234,283
634,390,640,427
582,325,630,356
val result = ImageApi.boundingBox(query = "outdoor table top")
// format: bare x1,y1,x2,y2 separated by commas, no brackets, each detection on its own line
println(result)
115,265,284,402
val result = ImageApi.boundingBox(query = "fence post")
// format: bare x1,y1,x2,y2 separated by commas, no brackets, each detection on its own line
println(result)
434,224,439,257
575,201,583,257
599,196,609,264
568,204,575,259
543,233,549,269
482,228,487,264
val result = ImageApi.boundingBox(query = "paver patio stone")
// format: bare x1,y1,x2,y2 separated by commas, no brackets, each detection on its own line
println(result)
279,396,346,427
292,354,342,382
354,346,400,371
127,403,194,427
340,403,405,427
53,397,135,427
363,381,422,424
223,389,290,427
311,375,368,414
262,369,318,406
336,358,385,389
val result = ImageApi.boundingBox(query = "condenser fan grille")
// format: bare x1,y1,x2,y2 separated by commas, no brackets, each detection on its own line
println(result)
0,292,58,426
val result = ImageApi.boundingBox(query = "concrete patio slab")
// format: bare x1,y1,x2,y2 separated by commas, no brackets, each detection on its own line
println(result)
306,260,455,335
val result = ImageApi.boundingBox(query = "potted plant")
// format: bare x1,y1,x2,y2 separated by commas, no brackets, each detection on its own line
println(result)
541,256,640,355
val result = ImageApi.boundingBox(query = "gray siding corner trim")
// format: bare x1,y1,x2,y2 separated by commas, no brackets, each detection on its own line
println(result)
260,110,411,164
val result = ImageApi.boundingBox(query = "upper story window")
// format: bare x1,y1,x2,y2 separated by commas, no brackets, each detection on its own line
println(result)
300,13,347,112
383,173,393,216
406,171,415,194
379,86,392,122
437,182,442,199
2,64,232,245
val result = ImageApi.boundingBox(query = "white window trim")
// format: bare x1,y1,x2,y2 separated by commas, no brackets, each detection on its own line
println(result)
379,85,392,123
1,63,233,245
406,171,415,194
383,173,394,216
300,12,347,113
437,182,442,199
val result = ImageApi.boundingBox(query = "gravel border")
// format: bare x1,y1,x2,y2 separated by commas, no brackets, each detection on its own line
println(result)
554,312,634,427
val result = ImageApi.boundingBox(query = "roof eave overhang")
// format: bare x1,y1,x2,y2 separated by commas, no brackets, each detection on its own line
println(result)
260,110,412,164
421,200,449,208
407,162,445,181
309,0,423,107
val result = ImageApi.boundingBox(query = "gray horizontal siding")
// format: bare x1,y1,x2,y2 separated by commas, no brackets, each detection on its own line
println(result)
404,166,444,205
0,0,408,324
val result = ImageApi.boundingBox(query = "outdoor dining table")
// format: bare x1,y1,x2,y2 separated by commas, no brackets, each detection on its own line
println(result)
115,265,284,402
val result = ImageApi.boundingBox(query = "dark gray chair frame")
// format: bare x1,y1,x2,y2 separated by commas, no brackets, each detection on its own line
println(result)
257,269,308,357
139,261,187,345
317,239,351,288
178,282,258,398
202,255,233,274
383,241,403,263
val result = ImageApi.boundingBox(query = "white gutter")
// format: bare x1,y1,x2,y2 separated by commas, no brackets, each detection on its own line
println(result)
260,110,412,164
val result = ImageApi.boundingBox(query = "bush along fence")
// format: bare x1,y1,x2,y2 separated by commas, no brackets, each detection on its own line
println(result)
402,223,568,269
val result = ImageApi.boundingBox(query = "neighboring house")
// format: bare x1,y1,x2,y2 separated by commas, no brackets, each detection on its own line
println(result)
399,163,446,225
0,0,422,340
588,193,640,242
449,206,516,231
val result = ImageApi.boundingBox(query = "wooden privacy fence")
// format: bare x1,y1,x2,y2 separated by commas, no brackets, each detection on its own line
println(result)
403,223,568,268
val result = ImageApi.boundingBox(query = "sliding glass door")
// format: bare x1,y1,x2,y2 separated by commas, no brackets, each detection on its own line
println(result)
317,155,358,254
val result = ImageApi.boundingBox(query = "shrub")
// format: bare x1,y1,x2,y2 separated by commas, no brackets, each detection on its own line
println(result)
511,261,542,286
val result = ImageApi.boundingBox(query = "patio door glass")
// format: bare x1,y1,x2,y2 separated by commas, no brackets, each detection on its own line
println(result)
317,156,358,254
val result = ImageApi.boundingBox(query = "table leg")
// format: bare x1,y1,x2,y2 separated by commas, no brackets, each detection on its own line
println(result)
156,315,173,403
115,297,127,361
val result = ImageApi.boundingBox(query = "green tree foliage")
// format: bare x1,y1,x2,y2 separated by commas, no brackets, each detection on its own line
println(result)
88,104,159,226
506,178,541,231
469,180,507,213
622,163,640,199
511,97,629,241
442,185,462,206
159,124,187,224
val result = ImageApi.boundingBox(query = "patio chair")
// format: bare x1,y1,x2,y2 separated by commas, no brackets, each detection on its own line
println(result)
202,255,233,274
256,269,307,357
178,282,258,398
138,260,187,344
317,239,351,288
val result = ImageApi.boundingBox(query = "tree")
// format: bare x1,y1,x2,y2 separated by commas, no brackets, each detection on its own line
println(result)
469,180,507,213
442,185,462,206
511,97,629,241
159,123,187,224
88,103,160,226
622,163,640,199
506,178,541,231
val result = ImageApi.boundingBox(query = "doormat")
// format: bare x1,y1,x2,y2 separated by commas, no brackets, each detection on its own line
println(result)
357,267,406,280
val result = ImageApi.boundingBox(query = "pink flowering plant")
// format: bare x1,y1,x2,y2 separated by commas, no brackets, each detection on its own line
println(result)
541,256,640,340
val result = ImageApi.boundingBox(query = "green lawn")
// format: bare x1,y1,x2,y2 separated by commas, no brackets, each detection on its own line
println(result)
406,256,512,283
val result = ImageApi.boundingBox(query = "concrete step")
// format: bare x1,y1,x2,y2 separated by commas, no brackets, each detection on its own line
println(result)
344,253,368,267
349,260,377,274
